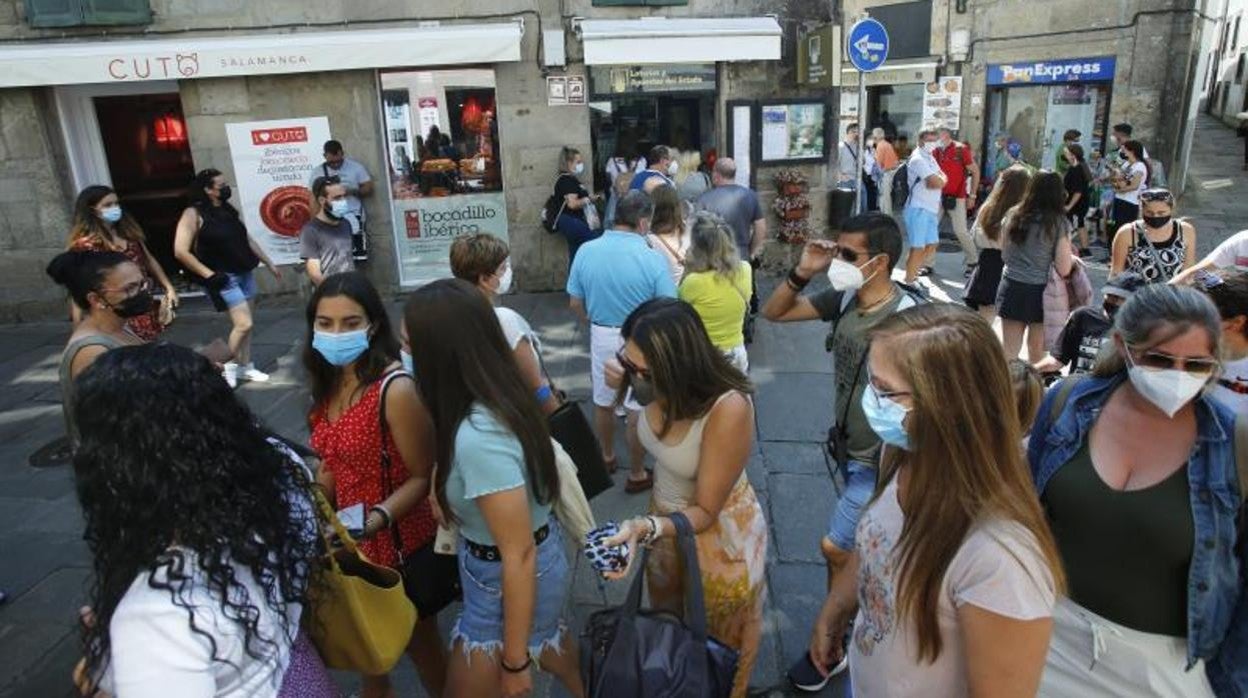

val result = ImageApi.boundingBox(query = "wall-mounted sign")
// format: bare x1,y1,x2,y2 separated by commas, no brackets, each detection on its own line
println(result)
840,62,936,87
225,116,331,266
921,76,962,132
986,56,1116,86
797,24,841,88
589,63,716,96
547,75,588,106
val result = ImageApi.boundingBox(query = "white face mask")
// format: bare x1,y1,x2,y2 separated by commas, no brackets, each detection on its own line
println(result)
826,255,877,292
923,141,939,154
574,162,585,175
1126,354,1209,417
667,161,679,176
495,264,514,295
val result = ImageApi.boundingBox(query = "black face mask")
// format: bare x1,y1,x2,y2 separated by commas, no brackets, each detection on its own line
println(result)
1142,215,1171,229
629,374,656,407
109,290,153,318
218,185,232,202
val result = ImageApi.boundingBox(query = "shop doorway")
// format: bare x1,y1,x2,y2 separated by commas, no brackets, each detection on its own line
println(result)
867,84,925,154
54,82,194,282
588,95,715,193
986,84,1111,171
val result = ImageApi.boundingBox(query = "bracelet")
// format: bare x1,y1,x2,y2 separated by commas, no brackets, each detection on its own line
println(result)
369,505,393,530
787,267,812,290
500,654,533,673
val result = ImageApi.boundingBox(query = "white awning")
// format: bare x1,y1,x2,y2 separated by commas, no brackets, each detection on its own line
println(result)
0,22,523,88
577,17,782,65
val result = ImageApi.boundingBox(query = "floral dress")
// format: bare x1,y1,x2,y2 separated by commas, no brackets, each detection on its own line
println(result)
310,372,436,568
68,236,164,341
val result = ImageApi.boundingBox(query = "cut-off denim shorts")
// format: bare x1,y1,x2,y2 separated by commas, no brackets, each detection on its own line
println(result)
452,519,570,659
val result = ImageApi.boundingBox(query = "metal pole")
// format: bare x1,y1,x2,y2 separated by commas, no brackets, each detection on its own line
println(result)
854,72,866,215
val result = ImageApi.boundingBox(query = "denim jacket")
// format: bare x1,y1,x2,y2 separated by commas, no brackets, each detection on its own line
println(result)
1028,373,1247,697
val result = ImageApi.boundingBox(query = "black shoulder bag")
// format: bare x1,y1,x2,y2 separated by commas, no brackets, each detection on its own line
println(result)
533,340,614,500
580,512,739,697
377,371,461,617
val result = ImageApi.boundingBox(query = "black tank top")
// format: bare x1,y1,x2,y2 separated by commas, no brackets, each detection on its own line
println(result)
195,203,259,274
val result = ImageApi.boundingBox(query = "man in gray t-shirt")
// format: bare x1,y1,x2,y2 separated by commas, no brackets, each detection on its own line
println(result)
301,177,355,285
308,139,373,260
696,158,766,261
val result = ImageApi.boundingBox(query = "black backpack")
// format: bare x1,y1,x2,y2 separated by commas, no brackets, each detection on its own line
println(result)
541,174,574,233
890,162,911,211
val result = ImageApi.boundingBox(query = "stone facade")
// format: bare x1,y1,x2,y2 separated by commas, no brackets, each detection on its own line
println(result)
0,0,867,320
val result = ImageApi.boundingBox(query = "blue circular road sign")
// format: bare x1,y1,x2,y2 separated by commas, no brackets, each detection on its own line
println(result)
847,18,890,72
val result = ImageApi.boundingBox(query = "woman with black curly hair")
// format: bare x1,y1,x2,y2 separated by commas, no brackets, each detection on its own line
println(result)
304,271,447,698
71,343,333,697
46,250,148,449
404,279,582,698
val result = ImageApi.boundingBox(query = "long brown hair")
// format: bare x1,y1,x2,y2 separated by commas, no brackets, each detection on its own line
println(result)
869,304,1065,662
618,298,752,438
649,185,684,237
1005,170,1067,247
67,185,145,248
403,279,558,520
975,167,1031,242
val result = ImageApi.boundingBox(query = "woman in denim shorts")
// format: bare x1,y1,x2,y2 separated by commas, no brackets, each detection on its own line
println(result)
403,278,584,698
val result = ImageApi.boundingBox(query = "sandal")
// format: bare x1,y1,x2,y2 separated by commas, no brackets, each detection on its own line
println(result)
603,456,617,474
624,473,654,494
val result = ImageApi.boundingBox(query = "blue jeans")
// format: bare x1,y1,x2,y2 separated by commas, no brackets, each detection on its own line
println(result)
219,271,257,310
826,460,877,551
555,213,599,267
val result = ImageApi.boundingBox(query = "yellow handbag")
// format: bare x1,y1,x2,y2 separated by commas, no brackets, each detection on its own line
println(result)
306,490,417,675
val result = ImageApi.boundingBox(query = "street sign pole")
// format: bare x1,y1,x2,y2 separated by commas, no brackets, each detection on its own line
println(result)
846,14,889,217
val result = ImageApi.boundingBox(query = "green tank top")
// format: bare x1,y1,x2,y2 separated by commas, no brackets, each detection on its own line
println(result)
1042,441,1194,637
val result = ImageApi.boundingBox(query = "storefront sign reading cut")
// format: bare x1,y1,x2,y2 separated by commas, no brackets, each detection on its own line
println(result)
225,116,331,266
395,192,509,286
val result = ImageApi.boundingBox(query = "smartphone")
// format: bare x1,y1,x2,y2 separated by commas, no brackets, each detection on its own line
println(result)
198,338,234,365
336,503,365,538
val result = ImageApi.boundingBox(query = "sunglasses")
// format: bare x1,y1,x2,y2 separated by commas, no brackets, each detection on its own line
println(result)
1129,347,1219,376
615,350,650,379
838,247,873,264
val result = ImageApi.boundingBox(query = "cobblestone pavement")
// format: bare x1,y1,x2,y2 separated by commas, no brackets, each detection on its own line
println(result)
1,114,1244,698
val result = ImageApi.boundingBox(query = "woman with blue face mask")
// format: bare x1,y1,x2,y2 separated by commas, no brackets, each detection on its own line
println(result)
302,271,449,698
808,303,1064,697
1029,284,1246,696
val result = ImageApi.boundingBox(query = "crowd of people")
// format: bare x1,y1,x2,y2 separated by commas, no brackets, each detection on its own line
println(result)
36,117,1248,698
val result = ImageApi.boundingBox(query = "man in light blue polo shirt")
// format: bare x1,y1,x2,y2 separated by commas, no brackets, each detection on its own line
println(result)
568,190,677,493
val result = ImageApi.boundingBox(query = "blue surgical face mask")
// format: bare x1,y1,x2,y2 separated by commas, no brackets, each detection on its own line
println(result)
400,349,414,374
329,199,350,218
99,205,123,223
313,327,371,366
861,384,912,450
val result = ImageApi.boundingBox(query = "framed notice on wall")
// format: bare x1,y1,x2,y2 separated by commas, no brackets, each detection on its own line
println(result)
726,100,756,189
758,99,829,165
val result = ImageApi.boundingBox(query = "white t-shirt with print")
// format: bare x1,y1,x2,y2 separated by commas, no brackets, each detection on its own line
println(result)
905,149,943,213
848,475,1056,697
1210,355,1248,417
1206,229,1248,272
1114,161,1149,205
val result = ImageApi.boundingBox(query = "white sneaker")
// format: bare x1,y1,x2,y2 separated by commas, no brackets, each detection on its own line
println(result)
222,362,239,389
239,364,270,383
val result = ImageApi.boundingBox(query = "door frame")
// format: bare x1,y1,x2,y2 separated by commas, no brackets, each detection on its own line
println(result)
53,81,181,192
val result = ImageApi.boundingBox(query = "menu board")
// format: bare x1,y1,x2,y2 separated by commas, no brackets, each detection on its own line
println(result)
921,77,963,132
760,102,827,163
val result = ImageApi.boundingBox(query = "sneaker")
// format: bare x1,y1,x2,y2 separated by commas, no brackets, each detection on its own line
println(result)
222,362,238,389
917,266,934,277
787,652,848,693
239,364,270,383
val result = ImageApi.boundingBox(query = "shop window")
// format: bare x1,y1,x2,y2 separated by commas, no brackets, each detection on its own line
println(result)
379,69,510,288
867,1,933,60
24,0,151,27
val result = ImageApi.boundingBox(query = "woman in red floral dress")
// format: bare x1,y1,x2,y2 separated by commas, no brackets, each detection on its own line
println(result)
66,186,178,341
304,272,448,698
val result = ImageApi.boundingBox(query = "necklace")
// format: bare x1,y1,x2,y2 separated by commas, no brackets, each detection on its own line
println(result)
856,285,898,314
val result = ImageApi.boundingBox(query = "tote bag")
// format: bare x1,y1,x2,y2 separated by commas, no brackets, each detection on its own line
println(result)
580,512,739,697
306,489,416,675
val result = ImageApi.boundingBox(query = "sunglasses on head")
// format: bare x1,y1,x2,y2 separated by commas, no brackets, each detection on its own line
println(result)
1129,346,1218,376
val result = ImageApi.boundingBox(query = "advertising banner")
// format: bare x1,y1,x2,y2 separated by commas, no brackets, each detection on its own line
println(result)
393,192,509,286
225,117,331,265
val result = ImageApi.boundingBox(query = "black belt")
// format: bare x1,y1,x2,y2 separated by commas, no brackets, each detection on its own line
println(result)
465,524,550,562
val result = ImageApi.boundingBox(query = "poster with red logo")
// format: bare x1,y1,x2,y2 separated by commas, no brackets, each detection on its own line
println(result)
225,117,331,265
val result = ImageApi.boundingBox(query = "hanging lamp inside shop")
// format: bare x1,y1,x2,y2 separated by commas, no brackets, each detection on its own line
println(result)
152,110,188,150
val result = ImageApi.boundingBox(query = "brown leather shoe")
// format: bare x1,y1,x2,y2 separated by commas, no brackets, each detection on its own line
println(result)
624,473,653,494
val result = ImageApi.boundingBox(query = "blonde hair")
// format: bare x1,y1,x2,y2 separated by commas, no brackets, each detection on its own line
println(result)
684,212,740,280
870,304,1065,662
674,150,702,185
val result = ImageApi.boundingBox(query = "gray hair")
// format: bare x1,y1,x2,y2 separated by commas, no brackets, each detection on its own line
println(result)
1092,283,1222,377
614,190,655,230
871,127,886,140
684,211,740,279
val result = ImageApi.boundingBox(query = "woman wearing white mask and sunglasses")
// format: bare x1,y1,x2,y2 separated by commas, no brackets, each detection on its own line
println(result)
450,234,560,415
302,271,449,698
1028,283,1248,697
